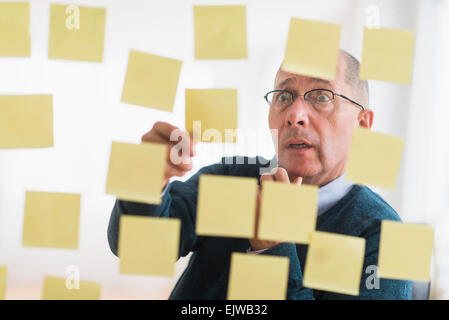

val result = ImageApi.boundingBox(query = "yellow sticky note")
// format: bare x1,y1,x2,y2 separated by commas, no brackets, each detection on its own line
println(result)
346,127,404,190
22,191,80,249
196,175,257,238
360,27,415,84
121,50,182,112
118,216,181,277
259,181,317,244
227,252,289,300
0,95,53,149
0,2,30,57
303,231,365,296
0,266,6,300
49,4,106,62
283,18,341,80
378,220,434,282
42,276,101,300
194,5,247,59
106,141,167,204
185,89,238,143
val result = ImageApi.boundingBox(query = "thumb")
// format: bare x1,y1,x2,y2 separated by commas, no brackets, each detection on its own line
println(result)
293,176,303,185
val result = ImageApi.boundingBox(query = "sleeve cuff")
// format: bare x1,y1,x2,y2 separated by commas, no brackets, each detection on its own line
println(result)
119,183,173,217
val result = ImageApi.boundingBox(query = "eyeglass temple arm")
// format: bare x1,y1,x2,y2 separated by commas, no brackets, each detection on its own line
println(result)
335,93,365,110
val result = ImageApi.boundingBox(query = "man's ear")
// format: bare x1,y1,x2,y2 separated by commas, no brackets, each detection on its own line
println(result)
358,109,374,129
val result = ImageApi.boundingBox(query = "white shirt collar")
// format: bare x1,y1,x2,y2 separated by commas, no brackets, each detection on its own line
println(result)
263,157,353,215
317,174,354,216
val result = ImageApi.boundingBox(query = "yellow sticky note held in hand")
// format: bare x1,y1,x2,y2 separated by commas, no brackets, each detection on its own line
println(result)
283,18,341,80
118,216,181,277
49,4,106,62
378,220,434,282
42,276,101,300
303,231,366,296
0,266,7,300
0,95,53,149
22,191,80,249
194,5,247,59
121,50,182,112
196,175,257,238
106,141,167,204
185,89,238,143
360,27,415,84
0,2,30,57
259,181,318,244
227,252,289,300
346,127,404,190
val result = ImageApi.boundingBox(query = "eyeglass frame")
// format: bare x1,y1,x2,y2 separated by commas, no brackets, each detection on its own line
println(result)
264,88,365,111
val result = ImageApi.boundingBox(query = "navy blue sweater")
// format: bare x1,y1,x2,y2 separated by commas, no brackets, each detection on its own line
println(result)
107,156,412,299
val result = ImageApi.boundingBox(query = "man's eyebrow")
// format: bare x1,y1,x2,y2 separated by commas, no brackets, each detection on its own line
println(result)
275,77,294,89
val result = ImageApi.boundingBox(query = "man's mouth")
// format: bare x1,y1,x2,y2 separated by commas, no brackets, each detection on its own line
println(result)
288,143,310,149
283,137,314,153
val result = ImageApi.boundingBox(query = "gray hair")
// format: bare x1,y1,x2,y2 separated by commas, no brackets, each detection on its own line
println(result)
341,50,369,109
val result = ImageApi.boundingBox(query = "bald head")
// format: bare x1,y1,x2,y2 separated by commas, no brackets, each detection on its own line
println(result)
275,49,369,109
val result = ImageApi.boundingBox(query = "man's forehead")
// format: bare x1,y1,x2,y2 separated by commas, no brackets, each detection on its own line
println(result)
275,53,346,89
274,71,336,89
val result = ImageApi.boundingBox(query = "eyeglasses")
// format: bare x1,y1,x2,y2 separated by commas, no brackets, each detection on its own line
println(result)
264,89,365,111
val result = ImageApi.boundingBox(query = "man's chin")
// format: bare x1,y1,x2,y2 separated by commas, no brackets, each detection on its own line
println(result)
278,160,322,180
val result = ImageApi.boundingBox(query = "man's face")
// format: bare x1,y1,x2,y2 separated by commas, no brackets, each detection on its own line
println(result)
269,56,369,186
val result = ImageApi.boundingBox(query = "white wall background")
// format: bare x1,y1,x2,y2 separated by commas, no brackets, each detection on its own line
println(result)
0,0,447,299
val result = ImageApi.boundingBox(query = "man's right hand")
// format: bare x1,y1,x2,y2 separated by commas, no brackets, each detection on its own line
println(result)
141,121,196,190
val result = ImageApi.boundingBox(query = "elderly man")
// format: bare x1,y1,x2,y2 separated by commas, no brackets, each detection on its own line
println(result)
107,50,412,299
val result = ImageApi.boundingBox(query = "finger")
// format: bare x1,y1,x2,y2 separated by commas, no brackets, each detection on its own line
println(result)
153,121,180,140
165,162,190,178
260,172,275,187
293,176,303,185
141,121,178,142
142,127,183,146
272,167,289,183
141,132,170,144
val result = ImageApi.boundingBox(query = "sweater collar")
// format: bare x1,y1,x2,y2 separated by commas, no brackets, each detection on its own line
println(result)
317,174,354,216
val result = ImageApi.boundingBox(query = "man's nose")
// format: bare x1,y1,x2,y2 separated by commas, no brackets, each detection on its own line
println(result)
285,97,309,127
